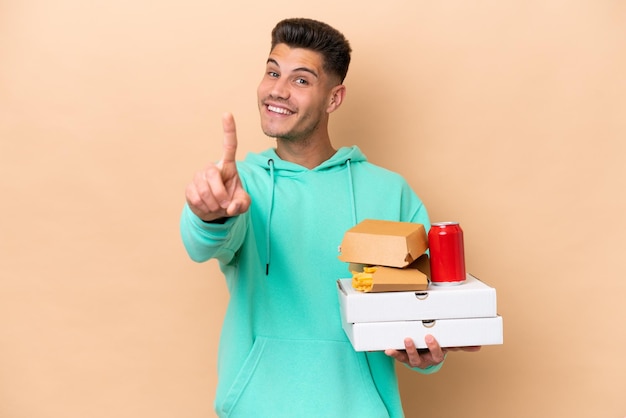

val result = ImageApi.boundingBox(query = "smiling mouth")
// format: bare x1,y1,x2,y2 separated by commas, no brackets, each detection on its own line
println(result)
267,105,294,115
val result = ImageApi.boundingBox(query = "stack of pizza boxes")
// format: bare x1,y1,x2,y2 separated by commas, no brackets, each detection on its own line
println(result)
337,219,503,351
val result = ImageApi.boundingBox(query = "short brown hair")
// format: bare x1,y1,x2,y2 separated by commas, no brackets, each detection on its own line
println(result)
271,18,352,83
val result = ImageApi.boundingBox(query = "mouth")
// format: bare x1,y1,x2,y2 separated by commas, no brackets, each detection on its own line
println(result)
266,104,294,116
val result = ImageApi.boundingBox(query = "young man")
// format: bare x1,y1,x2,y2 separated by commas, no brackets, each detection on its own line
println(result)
181,18,478,418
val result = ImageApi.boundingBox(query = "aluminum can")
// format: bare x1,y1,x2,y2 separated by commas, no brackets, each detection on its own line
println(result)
428,222,466,285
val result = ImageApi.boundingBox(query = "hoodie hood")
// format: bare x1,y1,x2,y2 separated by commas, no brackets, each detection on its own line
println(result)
243,146,367,275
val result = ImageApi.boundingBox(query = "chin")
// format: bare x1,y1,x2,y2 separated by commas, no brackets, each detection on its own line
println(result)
261,122,288,139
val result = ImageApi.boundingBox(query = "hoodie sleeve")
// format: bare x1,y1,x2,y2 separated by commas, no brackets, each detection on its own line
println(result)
400,181,432,233
179,203,247,265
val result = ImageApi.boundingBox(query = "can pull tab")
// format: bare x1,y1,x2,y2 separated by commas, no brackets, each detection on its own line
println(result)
414,292,429,300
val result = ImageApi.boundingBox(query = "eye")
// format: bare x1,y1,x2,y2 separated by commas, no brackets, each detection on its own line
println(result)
268,71,279,78
295,77,309,85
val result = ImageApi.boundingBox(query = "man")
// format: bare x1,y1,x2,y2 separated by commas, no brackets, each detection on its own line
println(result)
181,18,478,418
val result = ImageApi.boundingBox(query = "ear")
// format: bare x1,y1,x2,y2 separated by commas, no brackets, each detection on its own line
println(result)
326,84,347,113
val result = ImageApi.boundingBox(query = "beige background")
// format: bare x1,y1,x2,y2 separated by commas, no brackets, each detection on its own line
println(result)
1,1,625,417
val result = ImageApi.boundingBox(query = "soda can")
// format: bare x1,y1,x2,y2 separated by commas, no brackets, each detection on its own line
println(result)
428,222,466,285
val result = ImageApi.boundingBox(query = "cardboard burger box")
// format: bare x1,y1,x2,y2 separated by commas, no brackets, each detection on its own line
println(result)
338,219,428,268
347,254,430,292
336,219,503,351
338,219,430,291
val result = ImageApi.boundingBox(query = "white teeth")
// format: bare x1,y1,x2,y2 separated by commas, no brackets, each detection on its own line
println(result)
267,105,293,115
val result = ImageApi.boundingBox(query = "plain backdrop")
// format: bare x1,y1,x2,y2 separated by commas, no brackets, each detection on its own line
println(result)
1,1,625,417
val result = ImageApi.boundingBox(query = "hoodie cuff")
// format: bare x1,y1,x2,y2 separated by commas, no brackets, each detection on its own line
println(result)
185,205,236,233
202,217,229,224
411,359,445,374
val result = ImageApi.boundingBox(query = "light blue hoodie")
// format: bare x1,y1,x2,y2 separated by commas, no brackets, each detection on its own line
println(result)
180,146,441,418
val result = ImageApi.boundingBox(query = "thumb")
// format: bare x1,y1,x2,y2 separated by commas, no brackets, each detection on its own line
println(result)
226,185,251,216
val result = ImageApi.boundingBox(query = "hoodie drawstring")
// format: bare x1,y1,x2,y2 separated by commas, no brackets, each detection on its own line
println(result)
345,159,357,225
264,157,356,276
266,158,275,275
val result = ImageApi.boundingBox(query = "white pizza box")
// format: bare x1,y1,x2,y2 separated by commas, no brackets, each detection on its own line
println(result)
337,273,497,323
342,315,503,351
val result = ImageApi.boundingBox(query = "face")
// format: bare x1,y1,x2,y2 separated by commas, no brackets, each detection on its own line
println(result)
257,44,342,142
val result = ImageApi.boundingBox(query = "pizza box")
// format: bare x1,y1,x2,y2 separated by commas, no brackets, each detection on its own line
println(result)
342,315,503,351
337,273,497,323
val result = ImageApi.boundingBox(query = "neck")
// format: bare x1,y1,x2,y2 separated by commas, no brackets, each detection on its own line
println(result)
275,136,336,169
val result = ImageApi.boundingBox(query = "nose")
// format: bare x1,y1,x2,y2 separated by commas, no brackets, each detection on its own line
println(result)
269,77,290,100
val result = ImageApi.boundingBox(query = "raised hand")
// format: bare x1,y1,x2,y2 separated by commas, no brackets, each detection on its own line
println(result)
185,113,251,222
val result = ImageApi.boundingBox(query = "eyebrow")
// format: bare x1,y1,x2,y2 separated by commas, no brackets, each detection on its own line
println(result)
266,58,319,79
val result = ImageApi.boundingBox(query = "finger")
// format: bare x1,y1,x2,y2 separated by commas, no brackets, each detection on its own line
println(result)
225,187,251,216
203,166,231,209
384,349,401,359
384,349,408,364
221,112,238,164
425,334,445,363
403,338,422,368
186,179,222,218
185,183,209,214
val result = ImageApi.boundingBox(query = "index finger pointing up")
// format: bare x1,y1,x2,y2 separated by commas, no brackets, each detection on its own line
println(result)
221,112,238,163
